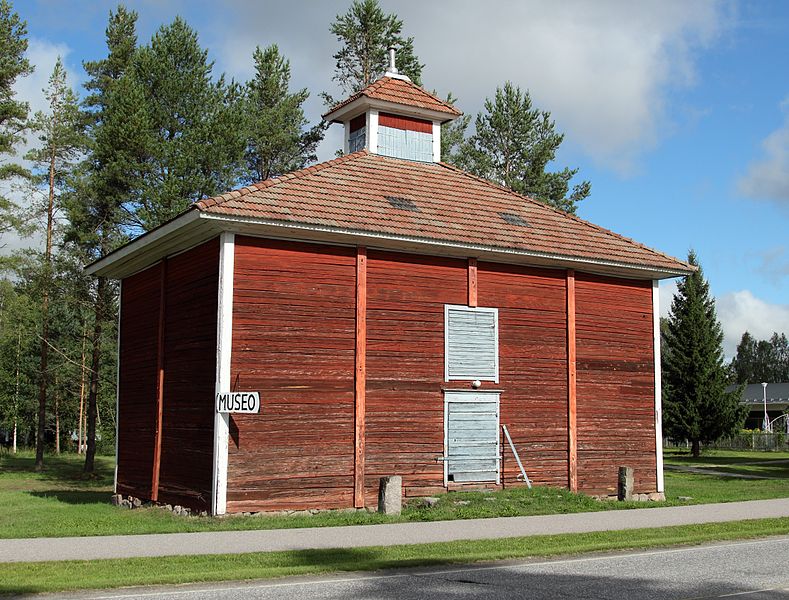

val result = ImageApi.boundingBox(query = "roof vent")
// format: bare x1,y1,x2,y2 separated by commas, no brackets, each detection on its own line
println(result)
384,46,411,82
499,212,529,227
386,195,419,212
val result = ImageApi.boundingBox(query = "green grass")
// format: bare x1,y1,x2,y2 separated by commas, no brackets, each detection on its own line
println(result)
2,449,789,539
662,448,789,503
3,518,789,595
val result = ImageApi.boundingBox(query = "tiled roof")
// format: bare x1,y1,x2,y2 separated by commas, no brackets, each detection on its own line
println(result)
196,151,690,274
323,76,462,120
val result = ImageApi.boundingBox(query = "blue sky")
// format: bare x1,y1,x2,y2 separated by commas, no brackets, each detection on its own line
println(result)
8,0,789,356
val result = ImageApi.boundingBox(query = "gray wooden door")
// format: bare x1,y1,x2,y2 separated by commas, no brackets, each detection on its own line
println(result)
444,391,500,483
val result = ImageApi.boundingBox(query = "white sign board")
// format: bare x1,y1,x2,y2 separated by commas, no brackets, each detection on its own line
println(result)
216,392,260,414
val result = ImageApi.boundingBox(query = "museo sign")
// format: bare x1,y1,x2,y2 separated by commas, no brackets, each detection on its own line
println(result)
216,392,260,414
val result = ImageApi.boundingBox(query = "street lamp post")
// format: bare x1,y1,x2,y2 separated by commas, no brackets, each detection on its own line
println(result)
762,382,770,433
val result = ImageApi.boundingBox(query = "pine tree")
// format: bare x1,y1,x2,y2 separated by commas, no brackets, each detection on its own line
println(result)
456,82,590,214
438,91,469,164
25,57,85,469
241,44,323,183
662,251,746,457
128,17,245,231
329,0,423,96
0,0,33,241
65,5,139,473
730,332,757,384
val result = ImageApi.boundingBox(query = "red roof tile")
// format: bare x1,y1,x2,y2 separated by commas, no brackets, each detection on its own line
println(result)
196,151,690,274
323,77,462,120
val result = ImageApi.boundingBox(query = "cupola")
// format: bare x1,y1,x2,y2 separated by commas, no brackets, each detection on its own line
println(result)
323,48,462,163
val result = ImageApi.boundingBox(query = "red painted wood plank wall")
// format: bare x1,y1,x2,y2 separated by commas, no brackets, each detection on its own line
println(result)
575,273,657,495
117,240,219,511
477,261,569,489
118,236,659,512
226,237,357,513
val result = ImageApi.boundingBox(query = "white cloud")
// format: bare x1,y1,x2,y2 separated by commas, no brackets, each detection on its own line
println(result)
214,0,728,172
659,279,678,318
717,290,789,358
1,38,78,256
737,101,789,201
659,284,789,359
14,37,79,119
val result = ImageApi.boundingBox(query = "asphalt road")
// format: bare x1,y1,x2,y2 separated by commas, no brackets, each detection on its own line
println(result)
41,536,789,600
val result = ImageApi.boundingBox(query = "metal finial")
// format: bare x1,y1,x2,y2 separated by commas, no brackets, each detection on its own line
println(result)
387,46,398,74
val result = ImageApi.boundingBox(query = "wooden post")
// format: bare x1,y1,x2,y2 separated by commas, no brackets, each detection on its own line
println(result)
151,260,166,501
566,270,578,492
468,258,478,308
354,247,367,508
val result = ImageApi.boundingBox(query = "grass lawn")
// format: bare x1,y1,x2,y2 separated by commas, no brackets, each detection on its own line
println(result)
2,449,788,539
2,518,789,595
663,448,789,504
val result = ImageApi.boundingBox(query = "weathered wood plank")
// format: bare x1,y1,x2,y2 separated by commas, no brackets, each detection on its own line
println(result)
354,246,367,508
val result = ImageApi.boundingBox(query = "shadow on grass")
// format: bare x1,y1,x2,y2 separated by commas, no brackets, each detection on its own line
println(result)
28,490,112,505
0,453,113,489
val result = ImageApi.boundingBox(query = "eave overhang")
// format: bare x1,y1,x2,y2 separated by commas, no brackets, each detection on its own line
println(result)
323,96,458,125
86,210,693,281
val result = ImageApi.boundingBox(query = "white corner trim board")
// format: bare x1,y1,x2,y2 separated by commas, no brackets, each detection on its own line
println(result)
368,110,379,154
114,280,121,494
432,121,441,162
212,232,235,515
653,280,664,493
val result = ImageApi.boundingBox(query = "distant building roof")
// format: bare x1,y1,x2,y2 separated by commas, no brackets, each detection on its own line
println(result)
729,382,789,406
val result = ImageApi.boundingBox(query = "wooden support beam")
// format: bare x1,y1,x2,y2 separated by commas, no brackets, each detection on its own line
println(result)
566,269,578,493
354,246,367,508
468,258,478,308
151,259,166,501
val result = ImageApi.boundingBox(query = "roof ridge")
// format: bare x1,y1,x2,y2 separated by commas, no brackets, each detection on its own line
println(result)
195,151,370,211
437,161,693,271
323,76,461,119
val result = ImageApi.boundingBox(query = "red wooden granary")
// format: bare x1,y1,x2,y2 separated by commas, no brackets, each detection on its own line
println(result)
88,67,692,515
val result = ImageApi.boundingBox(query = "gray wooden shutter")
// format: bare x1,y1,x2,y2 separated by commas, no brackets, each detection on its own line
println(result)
445,392,500,483
445,306,498,381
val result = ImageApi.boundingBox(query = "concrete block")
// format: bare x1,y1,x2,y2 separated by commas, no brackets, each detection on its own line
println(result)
618,466,634,501
378,476,402,515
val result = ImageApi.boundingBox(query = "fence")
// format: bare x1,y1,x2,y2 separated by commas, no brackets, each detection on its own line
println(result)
665,431,788,451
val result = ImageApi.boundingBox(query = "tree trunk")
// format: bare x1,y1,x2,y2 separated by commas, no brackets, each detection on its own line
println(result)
13,327,20,454
691,439,701,458
35,302,49,470
78,328,86,454
35,138,57,471
84,276,106,474
54,380,60,455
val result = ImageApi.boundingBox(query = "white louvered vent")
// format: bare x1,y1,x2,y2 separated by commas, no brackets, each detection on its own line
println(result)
445,305,499,382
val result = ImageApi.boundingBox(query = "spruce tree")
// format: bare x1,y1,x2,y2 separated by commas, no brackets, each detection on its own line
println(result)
0,0,33,241
241,44,323,183
662,251,746,456
25,57,85,469
329,0,423,95
456,82,590,214
438,91,469,164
